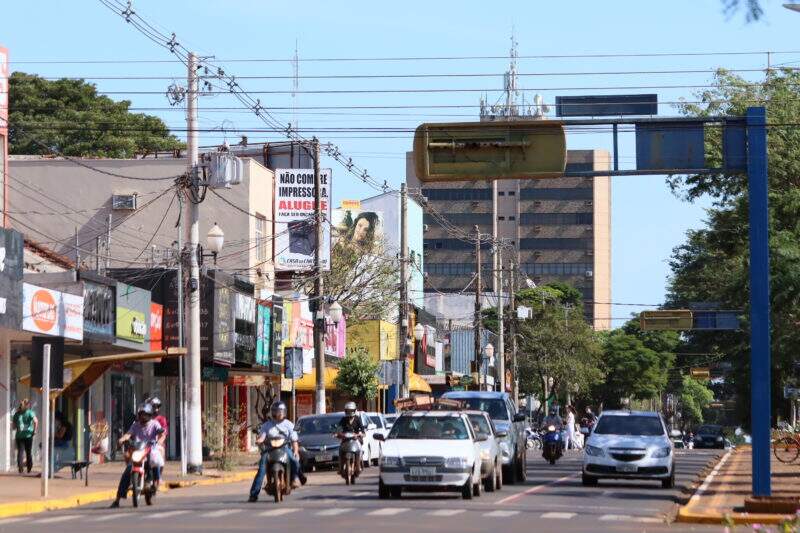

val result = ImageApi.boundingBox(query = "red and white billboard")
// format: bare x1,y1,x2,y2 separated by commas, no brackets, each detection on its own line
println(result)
150,302,163,351
0,45,8,227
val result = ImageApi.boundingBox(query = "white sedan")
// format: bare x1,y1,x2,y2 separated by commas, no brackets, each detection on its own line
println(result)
375,411,486,500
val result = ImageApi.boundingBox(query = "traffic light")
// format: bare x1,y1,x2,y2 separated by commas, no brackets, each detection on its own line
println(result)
413,120,566,182
690,367,711,379
640,310,693,331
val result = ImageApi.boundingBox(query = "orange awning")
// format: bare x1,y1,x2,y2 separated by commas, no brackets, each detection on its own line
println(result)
288,367,432,394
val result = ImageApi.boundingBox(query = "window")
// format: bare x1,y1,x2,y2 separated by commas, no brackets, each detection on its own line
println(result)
498,191,505,196
520,212,593,225
519,238,591,250
255,214,268,262
509,216,516,221
425,263,491,276
594,415,665,437
456,399,509,421
423,213,492,226
520,263,593,276
424,239,491,251
498,216,505,221
508,191,516,196
519,187,593,200
389,415,471,440
435,242,443,249
421,188,492,201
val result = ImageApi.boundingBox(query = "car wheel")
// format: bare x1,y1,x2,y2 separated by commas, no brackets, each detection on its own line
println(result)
484,468,496,492
517,452,527,482
378,480,390,499
582,473,598,487
503,464,515,485
462,476,474,500
390,486,402,499
495,462,503,491
661,468,675,489
363,447,371,469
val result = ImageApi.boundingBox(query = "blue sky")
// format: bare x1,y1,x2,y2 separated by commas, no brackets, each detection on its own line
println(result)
4,0,799,326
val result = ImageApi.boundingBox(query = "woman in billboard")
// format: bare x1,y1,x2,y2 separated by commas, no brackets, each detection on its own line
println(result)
346,212,381,248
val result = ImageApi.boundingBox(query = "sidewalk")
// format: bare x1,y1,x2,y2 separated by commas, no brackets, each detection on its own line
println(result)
0,458,259,519
677,445,800,525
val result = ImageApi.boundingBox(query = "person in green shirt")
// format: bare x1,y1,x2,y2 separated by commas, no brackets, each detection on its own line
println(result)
12,399,37,474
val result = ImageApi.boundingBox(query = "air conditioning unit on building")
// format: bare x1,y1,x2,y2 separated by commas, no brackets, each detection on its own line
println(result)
112,194,137,211
585,270,594,278
534,225,542,233
584,200,594,207
423,224,429,232
533,251,542,258
586,249,594,256
534,201,542,207
584,226,593,233
471,201,480,208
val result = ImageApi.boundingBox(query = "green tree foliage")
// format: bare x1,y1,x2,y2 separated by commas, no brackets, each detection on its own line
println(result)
677,376,715,430
334,347,380,403
721,0,763,22
9,72,182,157
667,69,800,423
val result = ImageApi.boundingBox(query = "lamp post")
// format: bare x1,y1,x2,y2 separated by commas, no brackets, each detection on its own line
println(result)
483,343,494,391
204,223,225,264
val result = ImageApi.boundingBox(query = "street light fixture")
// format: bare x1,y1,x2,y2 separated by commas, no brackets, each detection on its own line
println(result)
328,301,343,326
483,343,494,391
413,323,425,341
204,223,225,264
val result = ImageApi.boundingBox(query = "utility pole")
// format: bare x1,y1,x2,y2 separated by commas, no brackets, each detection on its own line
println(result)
474,225,482,390
496,243,504,393
176,192,187,477
105,213,112,272
399,183,410,398
184,51,203,473
312,138,326,414
509,260,519,406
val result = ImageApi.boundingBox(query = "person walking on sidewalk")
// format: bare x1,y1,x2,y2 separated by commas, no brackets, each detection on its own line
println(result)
12,399,37,474
566,405,582,450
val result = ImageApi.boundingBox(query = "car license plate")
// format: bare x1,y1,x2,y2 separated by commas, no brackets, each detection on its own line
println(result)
409,467,436,476
616,464,637,473
317,453,333,462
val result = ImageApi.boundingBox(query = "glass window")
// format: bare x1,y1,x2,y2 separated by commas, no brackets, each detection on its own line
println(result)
468,414,492,435
509,216,516,221
508,191,516,196
388,415,470,440
498,216,505,221
296,415,342,434
370,416,383,428
519,187,593,200
520,212,593,225
520,238,591,250
593,415,665,436
498,191,505,196
255,214,268,263
421,188,492,201
457,399,509,421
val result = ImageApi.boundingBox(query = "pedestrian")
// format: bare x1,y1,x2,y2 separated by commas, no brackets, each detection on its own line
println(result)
566,405,582,450
584,406,598,428
12,399,37,474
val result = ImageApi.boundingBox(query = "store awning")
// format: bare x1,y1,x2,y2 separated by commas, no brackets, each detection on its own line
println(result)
19,348,187,399
289,368,432,394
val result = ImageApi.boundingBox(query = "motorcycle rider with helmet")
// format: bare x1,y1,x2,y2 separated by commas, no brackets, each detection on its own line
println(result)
109,403,163,508
337,402,365,476
248,402,306,503
146,397,167,489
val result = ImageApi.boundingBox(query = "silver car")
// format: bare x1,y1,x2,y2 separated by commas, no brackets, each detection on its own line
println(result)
465,410,504,492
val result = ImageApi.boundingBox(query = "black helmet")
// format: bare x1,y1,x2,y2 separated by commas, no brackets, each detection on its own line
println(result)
270,401,287,418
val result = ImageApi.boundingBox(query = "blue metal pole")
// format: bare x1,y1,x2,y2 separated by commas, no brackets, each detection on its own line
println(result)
746,106,771,497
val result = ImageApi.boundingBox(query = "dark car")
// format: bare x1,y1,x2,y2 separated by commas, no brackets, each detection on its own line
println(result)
693,424,726,449
296,414,343,470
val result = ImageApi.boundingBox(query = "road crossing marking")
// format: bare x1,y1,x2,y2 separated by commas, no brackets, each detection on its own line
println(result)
599,514,662,523
201,509,243,518
149,510,190,519
0,518,24,526
316,508,354,516
497,473,578,505
352,491,371,497
367,508,408,516
484,510,519,518
31,515,80,524
258,508,300,517
91,514,128,522
427,509,465,517
541,512,576,520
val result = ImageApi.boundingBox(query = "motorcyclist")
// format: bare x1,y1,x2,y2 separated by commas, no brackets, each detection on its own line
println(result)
147,397,167,489
248,402,305,503
542,405,564,432
109,403,163,508
337,402,365,476
584,406,598,428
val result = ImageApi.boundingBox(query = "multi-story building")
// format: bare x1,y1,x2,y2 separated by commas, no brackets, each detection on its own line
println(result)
406,150,611,330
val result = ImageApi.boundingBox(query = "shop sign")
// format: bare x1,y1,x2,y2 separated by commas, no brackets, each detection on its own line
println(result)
229,374,266,387
117,307,146,343
324,316,346,358
22,283,83,340
83,281,115,341
274,168,331,271
210,277,235,365
296,393,313,418
115,282,150,349
150,303,163,351
234,293,256,365
271,296,284,376
256,303,272,367
201,366,229,382
0,227,23,329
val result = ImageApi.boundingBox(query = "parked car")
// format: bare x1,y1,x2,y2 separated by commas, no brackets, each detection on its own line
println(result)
693,424,726,449
384,414,398,431
366,412,390,462
296,414,344,471
465,410,504,491
441,391,528,484
375,410,485,500
582,410,675,488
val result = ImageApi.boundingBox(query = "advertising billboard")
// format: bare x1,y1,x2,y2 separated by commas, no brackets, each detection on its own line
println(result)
331,208,384,251
234,292,256,365
83,281,115,342
274,168,331,271
115,282,150,349
22,283,84,341
255,303,272,367
150,302,163,351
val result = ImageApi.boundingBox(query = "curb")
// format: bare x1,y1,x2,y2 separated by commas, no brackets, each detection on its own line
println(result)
0,470,257,520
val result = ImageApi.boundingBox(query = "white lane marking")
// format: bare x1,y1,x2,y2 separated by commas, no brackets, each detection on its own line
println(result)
201,509,243,518
258,508,300,517
541,512,576,519
428,509,465,517
484,510,519,518
31,515,80,524
497,473,578,505
317,508,354,516
688,449,733,505
599,515,662,523
368,508,409,516
0,518,24,525
352,491,371,497
91,514,128,522
149,510,190,519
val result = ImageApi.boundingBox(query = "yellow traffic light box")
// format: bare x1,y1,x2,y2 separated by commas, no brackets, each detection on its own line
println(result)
639,310,693,331
690,367,711,379
413,120,567,182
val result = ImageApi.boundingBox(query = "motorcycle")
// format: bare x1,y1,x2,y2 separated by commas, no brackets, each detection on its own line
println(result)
262,434,292,503
337,432,361,485
542,425,563,465
123,440,157,507
526,429,542,450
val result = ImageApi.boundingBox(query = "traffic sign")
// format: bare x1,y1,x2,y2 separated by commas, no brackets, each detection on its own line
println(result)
639,310,693,331
413,120,566,182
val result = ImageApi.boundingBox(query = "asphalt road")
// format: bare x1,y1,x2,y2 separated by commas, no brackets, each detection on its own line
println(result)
0,449,726,533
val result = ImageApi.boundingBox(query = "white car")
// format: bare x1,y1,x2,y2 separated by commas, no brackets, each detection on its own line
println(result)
582,410,675,488
465,410,504,492
375,411,486,500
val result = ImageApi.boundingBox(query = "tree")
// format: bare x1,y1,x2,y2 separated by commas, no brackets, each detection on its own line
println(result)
9,72,182,157
720,0,763,22
677,376,714,430
334,347,380,405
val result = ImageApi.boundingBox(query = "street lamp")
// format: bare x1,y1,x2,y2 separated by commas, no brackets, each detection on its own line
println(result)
205,223,225,264
413,323,425,341
328,301,343,326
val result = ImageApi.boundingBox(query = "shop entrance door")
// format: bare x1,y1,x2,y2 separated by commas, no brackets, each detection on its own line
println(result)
109,374,136,460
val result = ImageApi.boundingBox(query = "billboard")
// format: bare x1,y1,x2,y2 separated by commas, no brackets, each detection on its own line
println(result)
255,303,272,367
274,168,331,271
22,283,84,341
150,303,163,351
331,208,384,251
115,282,150,348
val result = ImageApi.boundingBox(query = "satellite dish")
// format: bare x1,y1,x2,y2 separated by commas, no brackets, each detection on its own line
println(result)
533,94,550,118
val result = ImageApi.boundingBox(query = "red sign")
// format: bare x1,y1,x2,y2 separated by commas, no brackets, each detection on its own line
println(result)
150,303,163,351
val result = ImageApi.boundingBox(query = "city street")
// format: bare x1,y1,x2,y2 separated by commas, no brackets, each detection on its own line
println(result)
0,450,723,532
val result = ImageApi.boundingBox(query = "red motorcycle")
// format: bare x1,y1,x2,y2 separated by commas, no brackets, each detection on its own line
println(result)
123,440,157,507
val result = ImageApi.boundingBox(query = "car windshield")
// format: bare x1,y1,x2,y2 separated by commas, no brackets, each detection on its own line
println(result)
389,415,470,440
296,415,341,434
697,425,722,435
369,416,383,428
468,414,492,435
593,415,665,436
457,399,509,421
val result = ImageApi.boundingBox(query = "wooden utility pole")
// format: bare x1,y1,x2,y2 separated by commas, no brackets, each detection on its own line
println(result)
313,138,326,414
474,225,482,390
509,260,519,406
399,183,410,397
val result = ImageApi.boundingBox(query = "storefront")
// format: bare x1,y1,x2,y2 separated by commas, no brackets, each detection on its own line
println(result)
0,227,24,471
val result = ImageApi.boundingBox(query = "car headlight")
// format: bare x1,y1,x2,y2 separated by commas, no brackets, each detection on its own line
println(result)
584,445,605,457
716,436,724,442
479,450,491,461
380,456,400,467
445,457,470,469
651,447,672,458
